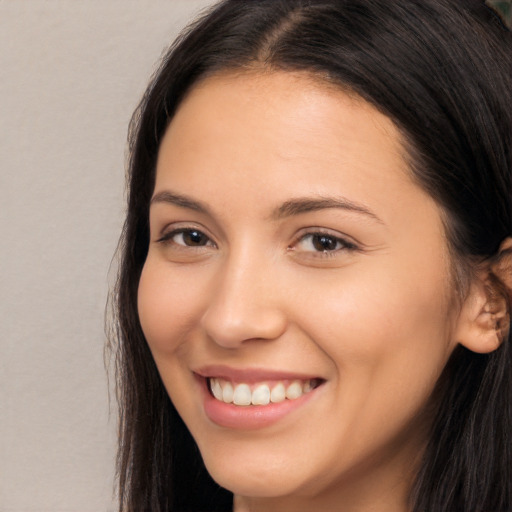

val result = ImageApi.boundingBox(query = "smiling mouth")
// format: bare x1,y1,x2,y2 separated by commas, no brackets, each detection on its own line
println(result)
208,377,324,406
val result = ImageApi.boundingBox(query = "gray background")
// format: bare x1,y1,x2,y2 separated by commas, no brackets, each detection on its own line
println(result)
1,1,212,510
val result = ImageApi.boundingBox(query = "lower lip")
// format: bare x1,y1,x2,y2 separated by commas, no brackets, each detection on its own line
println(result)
199,377,321,430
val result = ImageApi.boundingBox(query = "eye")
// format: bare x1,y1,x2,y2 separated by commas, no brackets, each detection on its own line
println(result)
158,228,214,248
293,231,357,254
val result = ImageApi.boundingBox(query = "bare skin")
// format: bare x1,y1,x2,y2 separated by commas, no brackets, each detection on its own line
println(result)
137,71,502,512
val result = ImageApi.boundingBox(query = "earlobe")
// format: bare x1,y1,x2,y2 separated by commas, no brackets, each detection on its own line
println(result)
455,237,512,354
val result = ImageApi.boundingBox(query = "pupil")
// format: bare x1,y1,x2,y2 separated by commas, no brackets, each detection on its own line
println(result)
312,235,337,251
184,230,205,246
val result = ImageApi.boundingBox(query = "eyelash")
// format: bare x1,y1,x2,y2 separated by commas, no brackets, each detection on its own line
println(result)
156,228,216,248
156,226,358,256
290,230,358,257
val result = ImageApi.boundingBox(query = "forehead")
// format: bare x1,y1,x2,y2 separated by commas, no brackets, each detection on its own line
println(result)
167,70,404,157
155,71,422,223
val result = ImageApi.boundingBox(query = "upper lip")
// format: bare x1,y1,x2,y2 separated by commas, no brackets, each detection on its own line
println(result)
194,364,322,383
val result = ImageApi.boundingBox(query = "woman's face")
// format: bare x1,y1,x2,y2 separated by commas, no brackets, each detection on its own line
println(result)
138,71,461,509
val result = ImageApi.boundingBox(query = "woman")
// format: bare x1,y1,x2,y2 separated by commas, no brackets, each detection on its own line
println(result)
111,0,512,510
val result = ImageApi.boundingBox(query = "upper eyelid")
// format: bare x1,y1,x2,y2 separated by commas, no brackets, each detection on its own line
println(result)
299,232,350,244
149,201,226,239
155,228,217,251
292,235,357,254
155,221,214,239
291,227,361,248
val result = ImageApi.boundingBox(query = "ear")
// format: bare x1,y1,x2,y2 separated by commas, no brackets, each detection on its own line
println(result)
455,238,512,354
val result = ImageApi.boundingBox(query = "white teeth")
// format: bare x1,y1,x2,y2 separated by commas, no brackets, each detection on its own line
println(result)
252,384,271,405
286,381,303,400
222,381,234,403
209,378,319,406
211,379,223,401
233,384,252,405
270,382,286,403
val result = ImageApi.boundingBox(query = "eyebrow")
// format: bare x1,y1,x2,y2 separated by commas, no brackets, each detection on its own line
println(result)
272,196,384,223
150,190,383,224
150,191,211,215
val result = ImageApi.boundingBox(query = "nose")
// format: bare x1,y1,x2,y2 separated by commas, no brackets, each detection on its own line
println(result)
200,251,287,348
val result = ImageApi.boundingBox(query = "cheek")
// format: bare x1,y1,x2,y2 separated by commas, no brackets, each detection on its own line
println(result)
287,267,455,472
302,259,452,345
137,257,203,355
297,260,455,412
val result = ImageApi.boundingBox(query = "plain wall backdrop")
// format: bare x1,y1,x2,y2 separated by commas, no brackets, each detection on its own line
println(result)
0,1,213,510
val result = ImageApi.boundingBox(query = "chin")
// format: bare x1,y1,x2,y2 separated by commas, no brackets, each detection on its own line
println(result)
209,470,300,499
200,449,311,498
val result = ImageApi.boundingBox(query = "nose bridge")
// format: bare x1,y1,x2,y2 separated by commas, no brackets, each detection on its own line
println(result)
200,242,287,348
